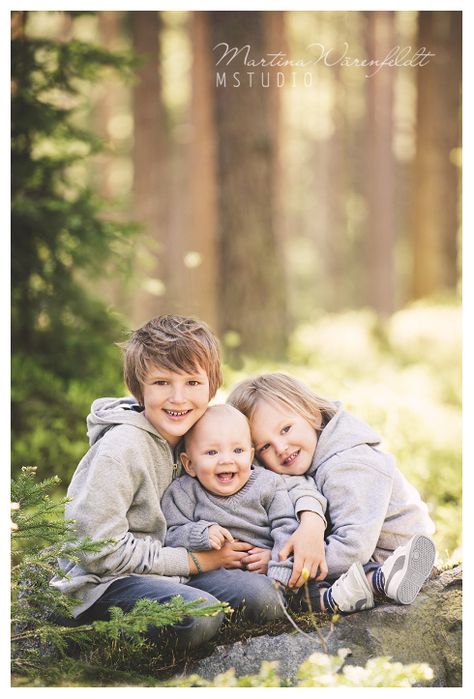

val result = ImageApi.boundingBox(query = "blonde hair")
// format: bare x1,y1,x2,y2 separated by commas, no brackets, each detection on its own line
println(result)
226,372,336,429
120,315,223,404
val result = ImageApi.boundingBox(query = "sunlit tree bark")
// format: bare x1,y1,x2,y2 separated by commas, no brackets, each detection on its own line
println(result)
131,11,169,324
186,11,219,329
209,10,288,361
365,10,396,315
412,11,462,298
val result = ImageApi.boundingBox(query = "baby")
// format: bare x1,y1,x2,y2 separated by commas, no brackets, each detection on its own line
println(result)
162,404,303,585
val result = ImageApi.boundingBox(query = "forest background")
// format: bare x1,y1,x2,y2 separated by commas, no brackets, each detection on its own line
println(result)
11,9,461,568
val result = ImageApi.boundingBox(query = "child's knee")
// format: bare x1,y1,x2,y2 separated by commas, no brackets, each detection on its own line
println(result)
237,576,285,622
183,610,224,648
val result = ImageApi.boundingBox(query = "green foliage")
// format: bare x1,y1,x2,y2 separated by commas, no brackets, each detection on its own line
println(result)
11,466,229,685
224,299,462,562
167,650,433,688
295,650,433,687
11,14,138,482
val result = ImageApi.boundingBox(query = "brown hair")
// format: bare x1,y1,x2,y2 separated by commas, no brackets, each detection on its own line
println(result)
226,372,337,429
120,315,223,404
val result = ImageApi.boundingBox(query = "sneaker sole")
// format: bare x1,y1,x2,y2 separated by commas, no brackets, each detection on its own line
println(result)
395,535,436,604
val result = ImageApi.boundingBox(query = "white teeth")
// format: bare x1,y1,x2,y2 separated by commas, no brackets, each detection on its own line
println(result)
166,410,190,417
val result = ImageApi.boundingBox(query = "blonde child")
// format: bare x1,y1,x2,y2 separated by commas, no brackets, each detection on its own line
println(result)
227,373,436,614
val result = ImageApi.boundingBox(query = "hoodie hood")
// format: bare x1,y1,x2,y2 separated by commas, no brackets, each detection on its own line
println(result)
86,397,166,447
308,401,382,474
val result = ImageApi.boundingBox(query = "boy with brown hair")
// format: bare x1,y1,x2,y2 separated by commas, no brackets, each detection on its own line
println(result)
51,315,325,652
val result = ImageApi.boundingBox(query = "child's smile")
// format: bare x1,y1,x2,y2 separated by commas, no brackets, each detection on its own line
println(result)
250,399,319,476
181,406,255,496
281,449,300,467
142,366,210,446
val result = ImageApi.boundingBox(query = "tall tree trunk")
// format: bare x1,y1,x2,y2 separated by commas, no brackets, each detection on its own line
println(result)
209,11,288,361
92,11,132,314
365,11,396,315
412,11,462,298
186,11,219,329
96,11,122,200
316,14,346,311
264,11,287,298
131,11,169,325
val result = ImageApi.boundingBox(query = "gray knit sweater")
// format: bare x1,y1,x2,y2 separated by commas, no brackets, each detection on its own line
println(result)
308,402,436,576
162,467,312,586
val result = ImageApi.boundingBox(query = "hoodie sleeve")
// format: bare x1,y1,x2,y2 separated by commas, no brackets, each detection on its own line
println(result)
280,474,327,525
162,479,216,551
265,478,300,586
322,456,394,577
65,452,190,578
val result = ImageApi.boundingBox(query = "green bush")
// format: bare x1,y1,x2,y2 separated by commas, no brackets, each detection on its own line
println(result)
11,467,229,686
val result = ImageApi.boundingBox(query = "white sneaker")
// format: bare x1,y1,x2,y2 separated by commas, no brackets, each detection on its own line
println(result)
381,535,436,605
330,561,374,613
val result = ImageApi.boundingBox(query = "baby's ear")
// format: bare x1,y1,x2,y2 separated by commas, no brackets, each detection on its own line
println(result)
249,446,255,463
180,452,196,477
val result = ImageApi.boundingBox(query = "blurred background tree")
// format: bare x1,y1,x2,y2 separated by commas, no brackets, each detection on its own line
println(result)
11,11,136,482
11,10,461,559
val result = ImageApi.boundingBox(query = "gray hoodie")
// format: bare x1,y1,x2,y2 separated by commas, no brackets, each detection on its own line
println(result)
308,402,435,577
50,397,190,617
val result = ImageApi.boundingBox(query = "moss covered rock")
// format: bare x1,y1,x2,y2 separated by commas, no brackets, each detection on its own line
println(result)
188,565,461,687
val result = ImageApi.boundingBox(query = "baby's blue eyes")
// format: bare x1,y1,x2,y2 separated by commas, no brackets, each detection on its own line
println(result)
205,448,245,456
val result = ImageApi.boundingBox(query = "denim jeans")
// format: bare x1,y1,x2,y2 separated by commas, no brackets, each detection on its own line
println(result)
189,568,285,623
78,569,284,653
78,575,223,653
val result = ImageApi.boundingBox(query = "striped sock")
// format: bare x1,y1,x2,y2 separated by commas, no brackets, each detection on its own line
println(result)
372,566,386,595
323,586,339,613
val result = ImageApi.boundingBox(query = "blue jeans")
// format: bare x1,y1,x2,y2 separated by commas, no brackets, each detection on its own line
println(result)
190,568,284,623
78,570,284,652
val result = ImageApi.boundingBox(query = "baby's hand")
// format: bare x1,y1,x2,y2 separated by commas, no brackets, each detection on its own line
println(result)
208,524,234,550
241,546,272,574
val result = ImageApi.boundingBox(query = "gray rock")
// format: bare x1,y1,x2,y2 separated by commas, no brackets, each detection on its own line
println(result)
188,565,462,687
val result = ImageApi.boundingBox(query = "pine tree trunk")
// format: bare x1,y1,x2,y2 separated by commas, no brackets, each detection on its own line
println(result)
365,11,396,315
412,11,462,298
186,11,219,329
209,11,288,360
130,11,169,325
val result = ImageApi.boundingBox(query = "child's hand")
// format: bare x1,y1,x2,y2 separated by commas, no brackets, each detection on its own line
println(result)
208,524,234,550
279,511,328,588
241,546,272,574
190,541,253,573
